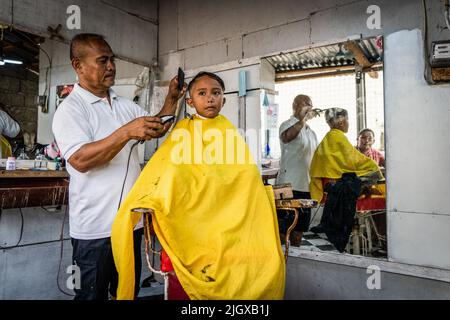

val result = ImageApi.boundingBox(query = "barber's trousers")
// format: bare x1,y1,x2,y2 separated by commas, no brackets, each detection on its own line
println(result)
71,229,143,300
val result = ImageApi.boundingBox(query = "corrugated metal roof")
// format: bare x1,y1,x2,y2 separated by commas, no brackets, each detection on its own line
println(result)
265,37,383,73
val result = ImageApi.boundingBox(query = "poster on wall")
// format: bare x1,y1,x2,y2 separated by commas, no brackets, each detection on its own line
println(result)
55,84,74,109
266,103,279,129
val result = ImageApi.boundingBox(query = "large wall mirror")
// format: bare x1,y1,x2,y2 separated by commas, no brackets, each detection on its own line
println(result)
260,36,386,259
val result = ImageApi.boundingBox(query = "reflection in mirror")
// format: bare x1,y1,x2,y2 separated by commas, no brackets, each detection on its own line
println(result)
261,36,386,259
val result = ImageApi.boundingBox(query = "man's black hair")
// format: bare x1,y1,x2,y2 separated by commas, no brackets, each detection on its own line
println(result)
358,128,375,138
187,72,225,95
70,33,108,60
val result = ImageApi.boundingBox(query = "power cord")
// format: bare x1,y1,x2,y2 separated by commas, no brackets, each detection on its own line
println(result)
310,205,322,226
56,204,74,297
55,139,139,297
0,208,24,250
117,140,141,211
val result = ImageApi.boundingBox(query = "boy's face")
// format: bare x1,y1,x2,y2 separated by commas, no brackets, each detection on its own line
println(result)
187,76,226,118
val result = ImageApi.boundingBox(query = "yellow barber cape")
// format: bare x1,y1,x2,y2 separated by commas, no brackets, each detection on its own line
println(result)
0,135,13,158
111,114,285,300
309,129,381,202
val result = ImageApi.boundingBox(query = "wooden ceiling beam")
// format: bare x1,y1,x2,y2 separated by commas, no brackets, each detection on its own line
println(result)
344,40,373,68
275,63,383,79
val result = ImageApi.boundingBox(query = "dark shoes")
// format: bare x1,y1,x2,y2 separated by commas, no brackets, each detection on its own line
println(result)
310,224,324,234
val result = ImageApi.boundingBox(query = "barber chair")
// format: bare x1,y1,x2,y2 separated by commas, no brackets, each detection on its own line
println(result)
132,186,319,299
131,208,190,300
320,177,387,256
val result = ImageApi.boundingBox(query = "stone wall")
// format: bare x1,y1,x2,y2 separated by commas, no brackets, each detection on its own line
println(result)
0,65,39,137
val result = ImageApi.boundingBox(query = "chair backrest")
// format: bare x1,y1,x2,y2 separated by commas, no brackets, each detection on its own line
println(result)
321,177,386,211
320,178,337,205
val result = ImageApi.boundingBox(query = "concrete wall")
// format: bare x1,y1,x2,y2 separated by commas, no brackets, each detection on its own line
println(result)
0,0,157,66
385,29,450,270
158,0,450,282
0,207,73,299
0,206,160,299
158,0,420,71
285,255,450,300
0,66,38,138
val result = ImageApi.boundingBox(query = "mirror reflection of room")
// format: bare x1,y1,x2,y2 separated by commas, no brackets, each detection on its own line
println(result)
0,28,43,161
261,36,386,258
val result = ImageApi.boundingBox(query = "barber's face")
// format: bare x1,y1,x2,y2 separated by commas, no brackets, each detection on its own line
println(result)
74,40,116,92
293,98,313,120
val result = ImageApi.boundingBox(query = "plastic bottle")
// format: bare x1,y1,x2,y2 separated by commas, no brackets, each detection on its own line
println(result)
6,157,16,170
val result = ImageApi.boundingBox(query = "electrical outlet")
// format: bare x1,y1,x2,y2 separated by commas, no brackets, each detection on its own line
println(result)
36,95,48,113
431,41,450,67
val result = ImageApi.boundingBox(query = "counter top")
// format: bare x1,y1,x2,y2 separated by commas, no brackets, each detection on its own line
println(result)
0,170,69,179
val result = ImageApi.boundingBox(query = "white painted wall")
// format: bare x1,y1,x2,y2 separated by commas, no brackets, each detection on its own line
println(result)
385,29,450,269
0,0,157,66
158,0,450,271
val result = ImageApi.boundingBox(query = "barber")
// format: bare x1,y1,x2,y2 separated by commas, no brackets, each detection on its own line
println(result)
52,33,186,300
276,95,318,246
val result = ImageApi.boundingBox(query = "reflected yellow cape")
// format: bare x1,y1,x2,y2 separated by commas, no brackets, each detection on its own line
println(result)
0,135,12,158
309,129,381,202
111,115,285,300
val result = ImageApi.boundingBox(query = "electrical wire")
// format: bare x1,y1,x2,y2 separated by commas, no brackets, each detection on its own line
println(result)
56,204,74,297
0,208,24,250
309,205,322,227
56,139,139,296
422,0,435,85
445,0,450,30
14,28,52,108
117,140,140,210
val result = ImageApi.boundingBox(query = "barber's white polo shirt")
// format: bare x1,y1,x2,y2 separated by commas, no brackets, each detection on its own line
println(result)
276,116,318,192
53,84,148,240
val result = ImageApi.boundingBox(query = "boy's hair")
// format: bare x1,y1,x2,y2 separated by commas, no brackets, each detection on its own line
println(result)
187,72,225,96
70,33,108,60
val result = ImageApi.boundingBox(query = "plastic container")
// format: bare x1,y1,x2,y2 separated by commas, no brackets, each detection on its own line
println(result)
6,157,16,170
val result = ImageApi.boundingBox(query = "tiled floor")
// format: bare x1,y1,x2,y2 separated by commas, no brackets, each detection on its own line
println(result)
285,230,387,258
291,231,340,253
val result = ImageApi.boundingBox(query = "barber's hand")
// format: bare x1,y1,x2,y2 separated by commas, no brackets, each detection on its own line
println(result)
295,105,313,124
152,120,174,139
167,75,187,101
122,116,165,141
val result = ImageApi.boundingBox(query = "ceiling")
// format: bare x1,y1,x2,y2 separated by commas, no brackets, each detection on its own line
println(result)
0,26,45,73
264,36,383,81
